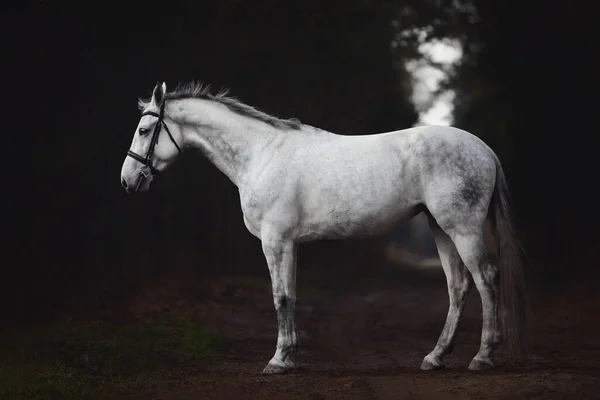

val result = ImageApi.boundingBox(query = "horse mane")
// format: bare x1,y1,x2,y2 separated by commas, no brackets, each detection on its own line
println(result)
138,81,302,130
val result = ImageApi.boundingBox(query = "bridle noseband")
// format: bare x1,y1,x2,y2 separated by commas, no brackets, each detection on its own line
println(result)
127,101,182,176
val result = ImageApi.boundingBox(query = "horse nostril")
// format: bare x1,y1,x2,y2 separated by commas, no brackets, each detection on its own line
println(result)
121,178,128,189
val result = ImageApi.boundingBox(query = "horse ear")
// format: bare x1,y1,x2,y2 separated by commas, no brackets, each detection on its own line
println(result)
151,81,166,106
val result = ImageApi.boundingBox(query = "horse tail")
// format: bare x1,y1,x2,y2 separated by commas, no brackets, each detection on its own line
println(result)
490,156,528,361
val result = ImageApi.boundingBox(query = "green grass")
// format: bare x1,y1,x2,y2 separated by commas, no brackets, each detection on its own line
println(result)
0,317,222,400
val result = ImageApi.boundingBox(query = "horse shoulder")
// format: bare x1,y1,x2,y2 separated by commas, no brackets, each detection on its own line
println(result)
239,155,304,238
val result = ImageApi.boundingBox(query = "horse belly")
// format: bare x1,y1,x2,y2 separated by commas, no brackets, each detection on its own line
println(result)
297,185,420,241
293,134,422,241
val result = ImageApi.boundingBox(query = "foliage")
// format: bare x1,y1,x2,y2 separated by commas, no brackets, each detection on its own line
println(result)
0,318,221,399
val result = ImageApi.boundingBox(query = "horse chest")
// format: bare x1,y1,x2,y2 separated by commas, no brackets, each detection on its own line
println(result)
238,188,281,238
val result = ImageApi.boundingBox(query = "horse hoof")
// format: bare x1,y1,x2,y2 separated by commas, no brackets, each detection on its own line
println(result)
421,356,445,370
262,362,288,374
468,357,494,371
262,359,295,374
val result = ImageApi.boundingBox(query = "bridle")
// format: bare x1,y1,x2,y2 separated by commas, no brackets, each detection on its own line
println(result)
126,100,182,177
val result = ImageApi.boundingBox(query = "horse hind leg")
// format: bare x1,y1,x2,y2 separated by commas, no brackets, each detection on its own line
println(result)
448,227,500,371
421,214,473,370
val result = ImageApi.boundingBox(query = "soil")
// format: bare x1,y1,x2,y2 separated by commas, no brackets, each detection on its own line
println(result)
126,260,600,400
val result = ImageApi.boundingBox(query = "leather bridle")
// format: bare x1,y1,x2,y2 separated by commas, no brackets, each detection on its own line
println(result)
126,100,182,176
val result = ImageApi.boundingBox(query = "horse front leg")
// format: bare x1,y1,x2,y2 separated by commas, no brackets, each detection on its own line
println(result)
261,235,299,374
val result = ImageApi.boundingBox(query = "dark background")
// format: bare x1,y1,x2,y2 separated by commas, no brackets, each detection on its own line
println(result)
3,0,596,325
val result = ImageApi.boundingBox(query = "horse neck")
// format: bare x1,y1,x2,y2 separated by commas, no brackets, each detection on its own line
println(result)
171,98,282,187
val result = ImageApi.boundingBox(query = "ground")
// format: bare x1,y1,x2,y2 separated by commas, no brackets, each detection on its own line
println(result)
2,257,599,399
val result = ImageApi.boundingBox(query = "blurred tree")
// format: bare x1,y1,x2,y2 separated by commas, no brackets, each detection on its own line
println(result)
393,0,595,283
8,0,592,322
5,0,428,322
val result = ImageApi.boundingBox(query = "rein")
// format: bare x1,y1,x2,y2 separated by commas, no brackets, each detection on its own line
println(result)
126,100,182,176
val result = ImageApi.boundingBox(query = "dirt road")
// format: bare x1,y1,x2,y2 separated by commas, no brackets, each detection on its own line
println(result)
131,264,600,400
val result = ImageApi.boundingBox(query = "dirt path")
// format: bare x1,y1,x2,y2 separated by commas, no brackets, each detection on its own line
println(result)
135,266,600,400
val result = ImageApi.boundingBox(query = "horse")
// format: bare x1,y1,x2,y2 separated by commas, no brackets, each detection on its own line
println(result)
121,81,526,374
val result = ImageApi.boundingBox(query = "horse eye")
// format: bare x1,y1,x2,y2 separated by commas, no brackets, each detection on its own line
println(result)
139,127,149,135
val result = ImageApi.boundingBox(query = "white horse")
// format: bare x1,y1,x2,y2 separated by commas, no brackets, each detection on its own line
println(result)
121,82,526,374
